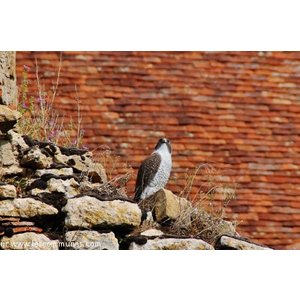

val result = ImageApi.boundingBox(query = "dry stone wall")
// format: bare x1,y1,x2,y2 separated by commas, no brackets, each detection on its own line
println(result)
0,107,272,250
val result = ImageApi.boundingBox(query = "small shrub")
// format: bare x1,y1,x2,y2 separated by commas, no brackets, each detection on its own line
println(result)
16,56,83,147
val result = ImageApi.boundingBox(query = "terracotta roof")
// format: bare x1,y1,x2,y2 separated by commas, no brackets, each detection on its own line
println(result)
16,51,300,249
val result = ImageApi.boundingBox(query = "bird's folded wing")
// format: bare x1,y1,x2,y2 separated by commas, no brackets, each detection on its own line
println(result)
134,152,161,202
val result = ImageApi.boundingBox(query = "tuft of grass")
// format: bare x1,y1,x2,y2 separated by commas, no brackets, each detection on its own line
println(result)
168,164,239,244
16,55,83,148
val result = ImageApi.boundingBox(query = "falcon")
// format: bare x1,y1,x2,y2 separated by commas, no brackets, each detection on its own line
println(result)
134,138,172,202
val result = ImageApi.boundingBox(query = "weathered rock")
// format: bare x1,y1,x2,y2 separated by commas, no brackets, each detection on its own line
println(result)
0,164,23,176
48,178,79,198
0,105,21,133
30,177,79,199
63,196,142,229
152,189,192,223
0,232,58,250
21,145,52,169
0,197,58,218
8,130,29,151
0,52,17,105
140,229,164,237
129,237,214,250
35,168,73,177
216,235,272,250
0,140,17,166
65,230,119,250
42,178,79,199
87,162,107,183
0,184,17,199
54,150,93,173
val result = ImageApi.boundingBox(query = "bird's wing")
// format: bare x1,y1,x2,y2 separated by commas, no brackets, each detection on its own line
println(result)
134,152,161,202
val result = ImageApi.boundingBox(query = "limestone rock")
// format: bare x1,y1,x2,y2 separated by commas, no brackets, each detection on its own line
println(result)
54,150,92,173
129,237,214,250
0,52,18,105
152,189,192,223
21,145,52,169
0,232,58,250
0,197,58,218
47,178,79,198
216,235,272,250
35,168,73,177
0,105,21,133
0,140,18,166
0,184,17,199
30,177,79,199
0,105,20,122
87,162,107,183
8,130,29,151
63,196,142,229
140,229,164,237
0,165,23,176
65,230,119,250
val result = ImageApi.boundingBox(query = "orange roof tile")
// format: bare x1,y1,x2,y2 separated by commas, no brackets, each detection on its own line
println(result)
16,51,300,249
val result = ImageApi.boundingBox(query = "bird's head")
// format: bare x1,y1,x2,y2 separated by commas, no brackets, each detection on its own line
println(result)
155,138,172,154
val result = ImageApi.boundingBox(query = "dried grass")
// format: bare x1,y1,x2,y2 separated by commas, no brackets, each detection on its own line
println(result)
168,164,238,244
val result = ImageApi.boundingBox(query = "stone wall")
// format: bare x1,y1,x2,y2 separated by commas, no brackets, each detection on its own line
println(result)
0,52,17,105
0,107,271,249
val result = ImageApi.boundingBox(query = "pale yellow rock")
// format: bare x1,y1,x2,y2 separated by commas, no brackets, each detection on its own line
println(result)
0,52,18,105
0,140,18,166
1,233,58,250
8,130,29,151
35,168,73,177
217,236,272,250
0,184,17,199
140,229,164,237
87,162,107,183
63,196,142,229
0,197,58,218
47,178,79,198
0,164,23,176
54,150,92,172
65,231,119,250
0,105,21,122
30,177,79,199
129,238,214,250
153,189,192,222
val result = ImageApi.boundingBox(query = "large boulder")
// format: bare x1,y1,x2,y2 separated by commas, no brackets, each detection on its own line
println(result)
0,197,58,218
65,230,119,250
63,196,142,229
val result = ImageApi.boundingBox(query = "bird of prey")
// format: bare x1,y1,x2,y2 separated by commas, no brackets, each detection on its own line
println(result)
134,138,172,202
